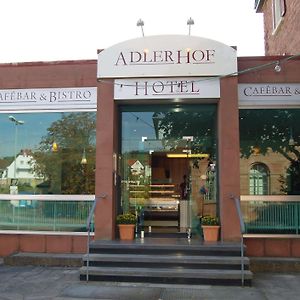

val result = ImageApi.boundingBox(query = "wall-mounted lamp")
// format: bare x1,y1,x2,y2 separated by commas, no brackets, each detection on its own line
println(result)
137,18,144,37
187,17,194,35
274,61,281,73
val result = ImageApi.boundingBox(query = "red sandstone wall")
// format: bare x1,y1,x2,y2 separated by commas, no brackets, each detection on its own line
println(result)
0,233,88,257
218,76,241,241
94,79,117,240
245,237,300,257
0,60,97,88
238,56,300,83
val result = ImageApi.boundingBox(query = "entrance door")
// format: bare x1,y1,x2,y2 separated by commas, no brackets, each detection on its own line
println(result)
119,104,217,235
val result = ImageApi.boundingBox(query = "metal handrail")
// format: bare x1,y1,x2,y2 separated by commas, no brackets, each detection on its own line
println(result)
230,194,246,287
86,193,107,282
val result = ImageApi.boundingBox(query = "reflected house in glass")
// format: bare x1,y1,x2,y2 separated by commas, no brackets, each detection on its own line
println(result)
130,160,144,176
1,150,41,181
1,150,44,196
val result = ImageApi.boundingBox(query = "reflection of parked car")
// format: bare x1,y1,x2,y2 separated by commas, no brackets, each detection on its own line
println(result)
19,200,27,207
18,200,38,208
10,192,38,208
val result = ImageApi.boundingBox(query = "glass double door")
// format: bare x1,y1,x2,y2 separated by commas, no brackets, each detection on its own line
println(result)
119,104,217,235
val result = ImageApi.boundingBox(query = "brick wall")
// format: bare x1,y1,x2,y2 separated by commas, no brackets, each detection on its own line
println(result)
261,0,300,55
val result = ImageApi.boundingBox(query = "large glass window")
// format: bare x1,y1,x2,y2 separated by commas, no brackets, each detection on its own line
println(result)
119,104,217,233
240,109,300,195
0,112,96,195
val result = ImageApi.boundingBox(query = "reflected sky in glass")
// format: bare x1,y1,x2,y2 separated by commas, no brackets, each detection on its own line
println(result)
0,112,64,158
121,105,217,154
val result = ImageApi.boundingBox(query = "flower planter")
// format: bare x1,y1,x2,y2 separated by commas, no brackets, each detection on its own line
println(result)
118,224,135,240
202,225,220,242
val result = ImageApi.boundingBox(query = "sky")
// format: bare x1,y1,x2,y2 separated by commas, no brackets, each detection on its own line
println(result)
0,0,265,63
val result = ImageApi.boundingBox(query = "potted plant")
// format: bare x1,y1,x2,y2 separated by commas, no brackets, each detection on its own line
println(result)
200,215,220,242
116,213,137,240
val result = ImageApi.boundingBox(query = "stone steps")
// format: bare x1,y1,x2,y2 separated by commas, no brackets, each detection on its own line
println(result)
80,239,253,286
80,265,252,286
82,253,249,270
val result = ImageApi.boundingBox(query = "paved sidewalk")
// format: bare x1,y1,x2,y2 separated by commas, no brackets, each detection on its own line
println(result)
0,260,300,300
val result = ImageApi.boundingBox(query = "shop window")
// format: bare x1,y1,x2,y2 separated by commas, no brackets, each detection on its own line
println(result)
249,163,269,195
240,108,300,196
0,112,96,195
272,0,286,32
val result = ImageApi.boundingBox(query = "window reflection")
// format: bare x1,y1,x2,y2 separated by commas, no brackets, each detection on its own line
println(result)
0,112,96,195
240,109,300,195
249,163,269,195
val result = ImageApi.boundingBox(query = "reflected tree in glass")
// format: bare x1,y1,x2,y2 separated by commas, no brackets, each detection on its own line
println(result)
153,107,217,164
152,107,217,203
240,109,300,195
32,112,96,194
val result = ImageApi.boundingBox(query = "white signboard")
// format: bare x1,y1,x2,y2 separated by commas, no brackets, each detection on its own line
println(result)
239,84,300,107
0,87,97,111
114,77,220,100
98,35,237,78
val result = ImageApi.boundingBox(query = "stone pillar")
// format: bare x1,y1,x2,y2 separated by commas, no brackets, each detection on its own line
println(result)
94,80,116,240
218,76,241,241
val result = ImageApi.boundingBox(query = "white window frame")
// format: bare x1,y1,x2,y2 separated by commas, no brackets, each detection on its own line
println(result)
272,0,286,33
249,163,270,195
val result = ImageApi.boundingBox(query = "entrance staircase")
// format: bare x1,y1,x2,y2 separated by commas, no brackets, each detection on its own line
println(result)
79,238,253,286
